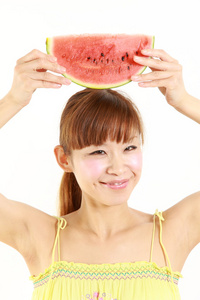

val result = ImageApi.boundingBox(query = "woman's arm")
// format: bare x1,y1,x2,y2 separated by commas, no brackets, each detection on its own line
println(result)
132,49,200,252
131,49,200,124
0,49,71,128
173,93,200,124
0,49,71,259
0,94,25,128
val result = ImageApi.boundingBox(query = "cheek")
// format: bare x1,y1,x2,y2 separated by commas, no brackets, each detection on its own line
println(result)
79,159,105,179
129,152,143,171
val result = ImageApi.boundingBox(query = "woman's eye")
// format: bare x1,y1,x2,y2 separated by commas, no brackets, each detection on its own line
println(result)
125,145,137,151
90,150,106,155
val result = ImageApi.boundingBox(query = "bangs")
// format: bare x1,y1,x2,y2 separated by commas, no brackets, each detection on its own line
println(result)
60,89,144,153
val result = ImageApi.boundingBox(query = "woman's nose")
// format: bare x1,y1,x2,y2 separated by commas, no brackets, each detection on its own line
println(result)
106,156,126,175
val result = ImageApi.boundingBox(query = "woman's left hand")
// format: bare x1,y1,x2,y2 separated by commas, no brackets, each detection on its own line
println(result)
131,49,187,108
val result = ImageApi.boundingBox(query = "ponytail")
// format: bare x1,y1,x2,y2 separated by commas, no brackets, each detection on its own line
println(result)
59,172,82,216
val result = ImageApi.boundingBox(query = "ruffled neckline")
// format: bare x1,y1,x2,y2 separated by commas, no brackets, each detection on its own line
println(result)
29,260,183,281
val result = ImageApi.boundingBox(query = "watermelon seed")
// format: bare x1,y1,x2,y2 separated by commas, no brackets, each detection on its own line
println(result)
107,59,109,63
136,51,139,55
127,66,130,70
93,59,96,63
101,53,104,57
126,52,128,57
87,57,91,60
121,56,125,61
101,60,103,63
112,60,114,63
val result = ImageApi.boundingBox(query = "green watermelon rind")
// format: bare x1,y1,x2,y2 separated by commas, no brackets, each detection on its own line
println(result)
46,35,155,89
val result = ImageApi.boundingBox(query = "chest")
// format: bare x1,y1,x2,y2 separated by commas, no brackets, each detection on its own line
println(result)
31,216,187,277
56,220,183,270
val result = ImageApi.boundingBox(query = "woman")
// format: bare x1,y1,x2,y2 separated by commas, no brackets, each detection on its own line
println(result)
0,48,199,300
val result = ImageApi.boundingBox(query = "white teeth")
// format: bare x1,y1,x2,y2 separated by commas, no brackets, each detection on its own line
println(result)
111,182,123,186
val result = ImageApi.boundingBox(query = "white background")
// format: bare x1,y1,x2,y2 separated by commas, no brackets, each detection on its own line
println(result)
0,0,200,299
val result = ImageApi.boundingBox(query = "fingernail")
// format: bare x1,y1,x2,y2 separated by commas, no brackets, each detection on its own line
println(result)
134,56,142,61
53,83,62,88
141,49,150,53
131,75,140,81
60,66,66,73
49,56,57,62
64,79,71,85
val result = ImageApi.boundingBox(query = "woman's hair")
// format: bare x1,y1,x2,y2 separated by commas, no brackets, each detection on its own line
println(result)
58,88,144,216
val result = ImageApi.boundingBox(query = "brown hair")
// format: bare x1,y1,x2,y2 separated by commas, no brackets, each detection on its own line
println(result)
58,88,144,216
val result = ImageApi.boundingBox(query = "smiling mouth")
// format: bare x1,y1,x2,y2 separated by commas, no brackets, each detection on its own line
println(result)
100,180,129,189
109,182,124,186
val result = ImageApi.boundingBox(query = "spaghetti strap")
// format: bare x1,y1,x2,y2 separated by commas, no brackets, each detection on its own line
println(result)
150,209,176,298
150,209,164,263
51,217,67,264
46,217,67,296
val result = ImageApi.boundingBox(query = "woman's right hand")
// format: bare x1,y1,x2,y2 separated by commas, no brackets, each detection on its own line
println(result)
8,49,71,107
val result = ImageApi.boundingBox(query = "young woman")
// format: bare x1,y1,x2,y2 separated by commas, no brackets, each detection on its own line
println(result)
0,48,199,300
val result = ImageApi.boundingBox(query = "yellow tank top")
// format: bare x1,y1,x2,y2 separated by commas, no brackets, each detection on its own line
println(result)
29,210,183,300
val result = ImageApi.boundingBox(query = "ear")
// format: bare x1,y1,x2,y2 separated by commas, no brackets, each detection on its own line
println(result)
54,145,73,173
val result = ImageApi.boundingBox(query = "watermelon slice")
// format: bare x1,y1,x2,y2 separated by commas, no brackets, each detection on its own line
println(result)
46,34,155,89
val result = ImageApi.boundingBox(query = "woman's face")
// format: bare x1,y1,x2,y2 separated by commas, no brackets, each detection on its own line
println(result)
68,134,143,207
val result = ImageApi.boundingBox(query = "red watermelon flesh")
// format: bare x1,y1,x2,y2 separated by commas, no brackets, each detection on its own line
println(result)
46,34,155,89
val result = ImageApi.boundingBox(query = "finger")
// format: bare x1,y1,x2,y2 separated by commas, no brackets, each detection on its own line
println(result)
133,56,181,72
30,70,71,85
17,49,57,65
137,77,174,88
141,49,177,63
131,71,172,82
20,58,66,75
32,80,63,89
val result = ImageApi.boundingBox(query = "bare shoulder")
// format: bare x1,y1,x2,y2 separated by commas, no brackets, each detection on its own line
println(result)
163,191,200,250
